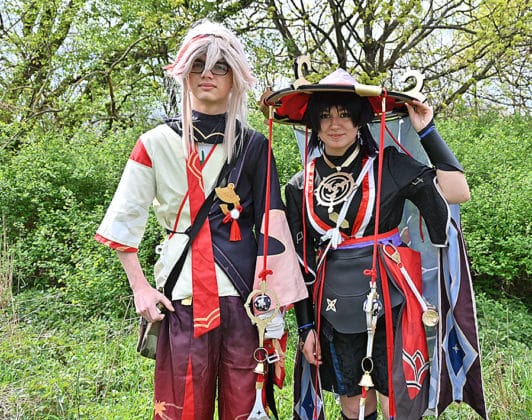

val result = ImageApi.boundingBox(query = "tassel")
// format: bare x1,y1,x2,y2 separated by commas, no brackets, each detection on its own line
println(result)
230,218,241,241
223,205,243,241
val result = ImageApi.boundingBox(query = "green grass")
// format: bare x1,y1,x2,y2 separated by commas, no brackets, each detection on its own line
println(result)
0,290,530,419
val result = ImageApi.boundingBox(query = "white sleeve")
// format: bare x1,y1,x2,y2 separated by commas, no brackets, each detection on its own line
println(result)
97,157,156,249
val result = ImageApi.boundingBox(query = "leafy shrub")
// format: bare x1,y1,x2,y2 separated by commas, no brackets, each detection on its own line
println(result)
2,112,530,317
0,125,161,317
67,206,163,319
248,111,303,189
439,114,531,296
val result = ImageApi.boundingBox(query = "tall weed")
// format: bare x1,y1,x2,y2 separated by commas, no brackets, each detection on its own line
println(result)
0,218,14,310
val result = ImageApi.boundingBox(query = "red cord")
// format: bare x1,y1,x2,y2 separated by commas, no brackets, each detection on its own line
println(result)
262,108,274,276
368,90,388,287
369,91,397,418
385,125,413,158
379,255,396,418
313,259,327,420
302,126,309,274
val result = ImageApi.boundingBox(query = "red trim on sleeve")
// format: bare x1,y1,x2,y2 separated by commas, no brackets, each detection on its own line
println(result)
129,139,152,167
94,233,138,252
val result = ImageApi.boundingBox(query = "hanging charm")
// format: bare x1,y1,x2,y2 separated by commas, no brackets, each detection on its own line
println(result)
245,281,281,349
382,243,440,327
358,370,374,388
245,281,281,420
216,182,243,241
422,304,439,327
358,357,375,420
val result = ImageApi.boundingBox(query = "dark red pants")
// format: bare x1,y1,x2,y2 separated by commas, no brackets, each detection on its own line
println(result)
153,296,258,420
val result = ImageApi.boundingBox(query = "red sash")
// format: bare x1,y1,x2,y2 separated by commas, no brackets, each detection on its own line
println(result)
186,150,220,337
379,245,430,417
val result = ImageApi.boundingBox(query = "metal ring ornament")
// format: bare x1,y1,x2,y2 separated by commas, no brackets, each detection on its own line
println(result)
253,347,268,363
244,282,280,327
361,356,374,374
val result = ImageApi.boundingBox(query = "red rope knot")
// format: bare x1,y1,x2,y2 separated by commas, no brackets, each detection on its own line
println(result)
258,269,273,281
222,204,243,241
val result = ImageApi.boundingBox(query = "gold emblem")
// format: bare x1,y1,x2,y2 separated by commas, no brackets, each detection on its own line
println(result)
315,172,356,213
215,182,241,215
329,212,350,229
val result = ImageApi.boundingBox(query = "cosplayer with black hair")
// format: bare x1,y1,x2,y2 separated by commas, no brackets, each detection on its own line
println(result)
304,92,377,157
283,72,470,420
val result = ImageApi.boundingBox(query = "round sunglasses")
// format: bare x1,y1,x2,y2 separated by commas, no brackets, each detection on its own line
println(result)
190,59,230,76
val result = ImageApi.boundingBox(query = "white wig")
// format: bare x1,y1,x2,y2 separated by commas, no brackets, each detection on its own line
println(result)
164,20,256,161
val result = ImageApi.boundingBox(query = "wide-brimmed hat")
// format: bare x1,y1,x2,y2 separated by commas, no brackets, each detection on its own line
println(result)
263,68,425,124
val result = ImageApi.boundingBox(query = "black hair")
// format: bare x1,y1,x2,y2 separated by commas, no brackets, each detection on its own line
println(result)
304,92,378,156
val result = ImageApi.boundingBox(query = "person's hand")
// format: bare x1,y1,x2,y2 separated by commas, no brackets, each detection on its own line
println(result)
133,284,173,323
405,100,434,132
300,329,322,366
257,86,273,121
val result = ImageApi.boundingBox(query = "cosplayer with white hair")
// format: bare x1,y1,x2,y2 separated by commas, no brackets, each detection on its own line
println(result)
164,20,256,161
95,20,307,420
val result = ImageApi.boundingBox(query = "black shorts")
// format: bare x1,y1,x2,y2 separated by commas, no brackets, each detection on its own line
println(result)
319,307,399,397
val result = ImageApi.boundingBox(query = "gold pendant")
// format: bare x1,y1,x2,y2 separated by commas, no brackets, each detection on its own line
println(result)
244,281,280,348
215,182,241,215
422,305,439,327
315,171,356,213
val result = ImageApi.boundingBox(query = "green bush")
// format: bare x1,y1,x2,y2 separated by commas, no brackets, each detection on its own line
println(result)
67,206,163,319
248,110,303,189
0,125,162,318
1,112,530,319
439,114,531,295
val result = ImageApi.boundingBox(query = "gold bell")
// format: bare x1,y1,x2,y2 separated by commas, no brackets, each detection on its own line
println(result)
358,371,374,388
253,362,265,375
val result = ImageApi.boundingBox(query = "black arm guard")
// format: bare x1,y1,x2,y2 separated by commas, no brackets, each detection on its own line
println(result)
295,297,315,342
418,122,464,172
294,298,315,331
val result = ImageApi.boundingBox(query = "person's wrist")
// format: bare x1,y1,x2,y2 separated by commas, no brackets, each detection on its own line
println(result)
297,323,314,342
417,118,435,139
